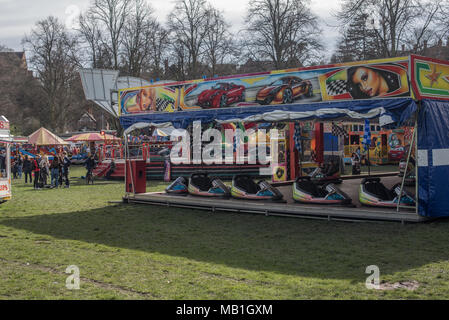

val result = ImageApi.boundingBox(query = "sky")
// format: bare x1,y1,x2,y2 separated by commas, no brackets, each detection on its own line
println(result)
0,0,341,60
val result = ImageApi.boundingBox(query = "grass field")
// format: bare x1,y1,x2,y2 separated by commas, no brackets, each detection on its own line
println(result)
1,166,449,300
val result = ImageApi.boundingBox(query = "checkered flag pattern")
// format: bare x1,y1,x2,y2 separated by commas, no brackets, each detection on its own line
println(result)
331,123,348,138
363,119,371,151
294,123,302,153
156,98,175,112
326,80,347,96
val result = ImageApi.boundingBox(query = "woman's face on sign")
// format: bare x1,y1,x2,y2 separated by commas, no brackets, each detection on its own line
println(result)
352,67,387,97
139,88,153,110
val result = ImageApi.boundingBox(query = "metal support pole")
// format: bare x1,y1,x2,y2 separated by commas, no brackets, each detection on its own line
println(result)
110,89,119,118
124,133,128,196
6,141,11,183
331,122,334,161
415,104,420,215
397,114,418,212
124,133,136,197
367,142,371,176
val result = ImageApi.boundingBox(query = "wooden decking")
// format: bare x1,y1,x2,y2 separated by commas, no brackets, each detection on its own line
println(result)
125,184,427,224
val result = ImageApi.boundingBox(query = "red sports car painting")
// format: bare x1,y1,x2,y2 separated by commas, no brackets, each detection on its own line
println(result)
197,82,246,108
389,147,405,162
256,76,313,105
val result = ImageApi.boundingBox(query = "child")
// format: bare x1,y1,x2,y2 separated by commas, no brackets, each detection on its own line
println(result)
351,152,361,175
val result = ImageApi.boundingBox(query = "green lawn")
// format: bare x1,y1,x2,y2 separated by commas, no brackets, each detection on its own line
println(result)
1,166,449,299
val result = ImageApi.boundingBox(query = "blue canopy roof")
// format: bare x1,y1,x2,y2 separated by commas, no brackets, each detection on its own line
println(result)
119,97,449,219
120,98,417,131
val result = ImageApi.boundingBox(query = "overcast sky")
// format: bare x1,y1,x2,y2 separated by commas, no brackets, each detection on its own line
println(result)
0,0,341,60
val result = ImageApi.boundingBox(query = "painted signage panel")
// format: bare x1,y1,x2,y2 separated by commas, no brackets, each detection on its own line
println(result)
0,180,10,198
119,57,411,116
411,54,449,101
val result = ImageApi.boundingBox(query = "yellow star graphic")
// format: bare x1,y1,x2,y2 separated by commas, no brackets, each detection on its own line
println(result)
425,65,442,87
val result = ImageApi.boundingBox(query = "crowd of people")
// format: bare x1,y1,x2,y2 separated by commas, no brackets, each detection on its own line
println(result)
4,139,123,188
11,153,72,189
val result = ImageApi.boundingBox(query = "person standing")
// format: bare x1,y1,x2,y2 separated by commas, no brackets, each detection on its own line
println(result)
17,154,23,179
62,152,71,188
85,154,96,183
50,156,60,188
0,150,5,171
105,159,116,180
58,154,63,188
40,156,49,187
23,155,33,183
33,155,41,189
356,146,361,162
12,157,17,179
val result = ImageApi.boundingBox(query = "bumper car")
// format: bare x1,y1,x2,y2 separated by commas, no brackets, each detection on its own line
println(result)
403,172,416,186
188,172,230,197
70,153,88,165
309,161,342,184
359,177,415,208
231,175,283,201
165,176,188,195
293,176,352,205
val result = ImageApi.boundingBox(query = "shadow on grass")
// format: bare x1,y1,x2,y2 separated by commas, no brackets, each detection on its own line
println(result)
1,202,449,280
17,178,122,192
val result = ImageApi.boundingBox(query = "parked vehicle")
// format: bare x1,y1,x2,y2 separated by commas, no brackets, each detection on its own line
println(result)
188,172,230,197
293,176,352,205
231,175,283,201
359,177,415,208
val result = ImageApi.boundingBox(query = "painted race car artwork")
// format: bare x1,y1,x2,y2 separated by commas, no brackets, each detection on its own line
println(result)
255,76,314,105
197,82,246,108
118,56,412,115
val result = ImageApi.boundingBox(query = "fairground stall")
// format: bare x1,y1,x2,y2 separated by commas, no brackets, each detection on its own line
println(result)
26,127,69,159
112,55,449,222
65,132,121,171
0,116,12,203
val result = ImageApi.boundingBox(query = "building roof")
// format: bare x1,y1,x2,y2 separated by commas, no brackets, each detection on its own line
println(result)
0,51,27,69
399,39,449,61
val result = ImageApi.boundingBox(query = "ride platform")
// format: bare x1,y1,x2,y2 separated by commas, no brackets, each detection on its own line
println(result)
124,176,427,223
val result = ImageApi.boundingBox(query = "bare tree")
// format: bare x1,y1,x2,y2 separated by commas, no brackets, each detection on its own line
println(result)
0,47,41,135
167,0,209,79
121,0,156,77
407,0,447,53
90,0,132,69
439,1,449,38
203,7,237,77
78,11,106,68
242,0,322,69
168,39,189,81
22,17,84,132
337,0,445,57
146,23,170,80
